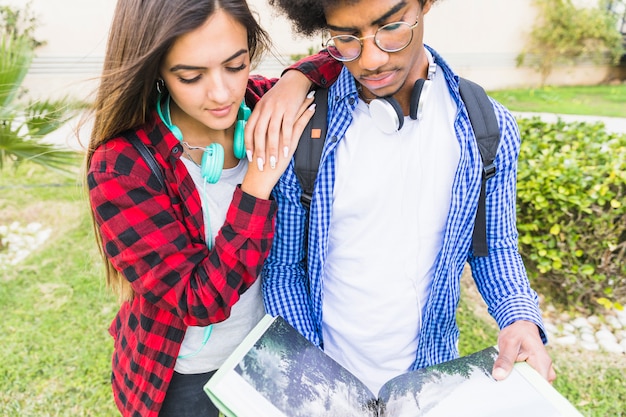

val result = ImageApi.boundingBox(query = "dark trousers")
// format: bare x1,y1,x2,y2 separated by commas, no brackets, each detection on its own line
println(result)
159,371,219,417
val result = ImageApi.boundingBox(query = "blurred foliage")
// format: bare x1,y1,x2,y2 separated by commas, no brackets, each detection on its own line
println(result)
517,0,625,84
516,117,626,311
0,2,83,174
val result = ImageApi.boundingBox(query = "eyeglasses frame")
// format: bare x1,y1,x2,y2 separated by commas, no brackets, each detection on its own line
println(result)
323,17,420,62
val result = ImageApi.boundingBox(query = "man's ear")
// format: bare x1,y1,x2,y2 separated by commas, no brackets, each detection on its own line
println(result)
422,0,433,15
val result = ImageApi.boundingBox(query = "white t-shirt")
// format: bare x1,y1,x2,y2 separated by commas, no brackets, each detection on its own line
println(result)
175,157,265,374
321,61,460,394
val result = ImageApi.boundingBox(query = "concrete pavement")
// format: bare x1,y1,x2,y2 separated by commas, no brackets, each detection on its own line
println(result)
513,112,626,135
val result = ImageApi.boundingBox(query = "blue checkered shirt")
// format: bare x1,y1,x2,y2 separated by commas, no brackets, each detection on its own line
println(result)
262,46,546,371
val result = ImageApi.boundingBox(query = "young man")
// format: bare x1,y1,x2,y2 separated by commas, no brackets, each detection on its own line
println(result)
258,0,555,394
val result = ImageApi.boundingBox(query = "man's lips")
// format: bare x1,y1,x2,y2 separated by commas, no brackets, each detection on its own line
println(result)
359,71,397,93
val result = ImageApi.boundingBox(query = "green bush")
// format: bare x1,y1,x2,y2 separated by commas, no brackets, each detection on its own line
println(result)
516,117,626,310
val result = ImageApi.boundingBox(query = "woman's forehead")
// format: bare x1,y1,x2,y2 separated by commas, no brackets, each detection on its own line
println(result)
164,10,248,67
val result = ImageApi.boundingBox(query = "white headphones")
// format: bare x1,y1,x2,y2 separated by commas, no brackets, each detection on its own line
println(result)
367,54,437,134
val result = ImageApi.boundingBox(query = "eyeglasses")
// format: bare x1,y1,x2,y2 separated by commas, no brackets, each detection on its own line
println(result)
324,18,420,62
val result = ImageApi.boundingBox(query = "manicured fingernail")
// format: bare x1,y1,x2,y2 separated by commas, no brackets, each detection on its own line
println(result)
257,157,264,171
307,90,316,99
270,156,276,169
246,150,252,162
308,103,316,112
283,146,289,158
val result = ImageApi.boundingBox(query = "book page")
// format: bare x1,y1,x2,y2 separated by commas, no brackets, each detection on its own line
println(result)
206,315,378,417
206,370,288,417
376,347,583,417
514,361,584,417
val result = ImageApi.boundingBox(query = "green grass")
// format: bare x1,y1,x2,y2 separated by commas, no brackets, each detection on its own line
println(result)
0,163,118,417
2,130,626,416
488,84,626,118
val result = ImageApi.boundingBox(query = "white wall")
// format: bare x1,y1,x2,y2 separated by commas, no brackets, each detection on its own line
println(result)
16,0,612,101
9,0,113,100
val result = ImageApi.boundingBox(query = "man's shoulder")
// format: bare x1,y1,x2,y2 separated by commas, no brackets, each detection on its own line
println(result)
327,67,356,95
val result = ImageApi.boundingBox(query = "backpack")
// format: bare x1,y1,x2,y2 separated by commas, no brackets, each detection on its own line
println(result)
294,78,500,257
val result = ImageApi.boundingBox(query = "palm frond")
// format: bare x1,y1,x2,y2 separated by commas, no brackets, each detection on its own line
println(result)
24,98,85,138
0,2,80,176
0,34,33,111
0,119,79,173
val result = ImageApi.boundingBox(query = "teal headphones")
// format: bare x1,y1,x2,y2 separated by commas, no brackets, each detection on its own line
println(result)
155,93,250,357
156,93,251,183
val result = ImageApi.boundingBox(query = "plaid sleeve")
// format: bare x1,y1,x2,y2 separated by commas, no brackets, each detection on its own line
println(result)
245,75,277,106
245,51,342,104
284,49,343,89
88,139,277,326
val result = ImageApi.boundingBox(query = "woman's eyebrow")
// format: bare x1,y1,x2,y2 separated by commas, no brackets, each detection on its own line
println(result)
169,64,205,72
169,49,248,72
221,49,248,64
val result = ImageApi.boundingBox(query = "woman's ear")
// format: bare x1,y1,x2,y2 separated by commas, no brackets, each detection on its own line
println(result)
156,78,165,94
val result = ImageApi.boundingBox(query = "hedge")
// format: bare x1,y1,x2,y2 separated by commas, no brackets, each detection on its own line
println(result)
515,117,626,310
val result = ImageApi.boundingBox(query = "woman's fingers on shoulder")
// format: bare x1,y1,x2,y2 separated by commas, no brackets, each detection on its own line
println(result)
246,86,317,168
288,102,317,153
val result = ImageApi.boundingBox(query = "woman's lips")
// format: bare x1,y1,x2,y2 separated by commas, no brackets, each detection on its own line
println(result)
208,105,232,118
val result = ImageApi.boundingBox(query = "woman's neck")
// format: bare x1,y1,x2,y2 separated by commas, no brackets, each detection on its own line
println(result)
170,103,238,168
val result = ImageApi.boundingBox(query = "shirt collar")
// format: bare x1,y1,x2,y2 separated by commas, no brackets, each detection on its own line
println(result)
330,45,460,107
333,68,361,103
146,108,184,161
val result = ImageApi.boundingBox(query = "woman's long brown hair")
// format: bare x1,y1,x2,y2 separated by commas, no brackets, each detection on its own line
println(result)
83,0,270,302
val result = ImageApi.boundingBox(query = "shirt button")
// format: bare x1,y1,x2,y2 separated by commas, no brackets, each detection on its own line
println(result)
330,136,338,143
348,98,355,105
172,146,180,154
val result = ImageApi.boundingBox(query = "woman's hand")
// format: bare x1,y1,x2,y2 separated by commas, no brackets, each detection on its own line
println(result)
240,94,316,199
244,70,315,171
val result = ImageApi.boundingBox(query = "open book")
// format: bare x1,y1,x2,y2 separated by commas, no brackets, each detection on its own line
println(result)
204,314,583,417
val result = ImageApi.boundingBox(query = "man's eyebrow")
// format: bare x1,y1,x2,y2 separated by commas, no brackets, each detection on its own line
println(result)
326,0,408,32
169,49,248,72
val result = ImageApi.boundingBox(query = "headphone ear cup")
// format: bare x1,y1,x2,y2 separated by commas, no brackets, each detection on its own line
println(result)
201,143,225,184
410,79,426,120
369,96,404,133
233,101,251,159
233,120,246,160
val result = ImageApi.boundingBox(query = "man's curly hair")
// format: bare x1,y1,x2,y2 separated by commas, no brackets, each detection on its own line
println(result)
268,0,436,37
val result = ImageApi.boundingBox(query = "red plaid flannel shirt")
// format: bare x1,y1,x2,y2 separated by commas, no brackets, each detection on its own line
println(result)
88,53,341,417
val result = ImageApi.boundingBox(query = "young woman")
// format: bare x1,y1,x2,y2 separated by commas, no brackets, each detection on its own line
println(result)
84,0,339,416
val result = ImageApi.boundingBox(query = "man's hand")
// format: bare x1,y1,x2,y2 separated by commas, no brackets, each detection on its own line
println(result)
492,320,556,383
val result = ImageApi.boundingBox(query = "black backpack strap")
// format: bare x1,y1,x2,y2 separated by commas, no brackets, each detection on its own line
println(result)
126,131,166,191
459,78,500,257
294,88,329,209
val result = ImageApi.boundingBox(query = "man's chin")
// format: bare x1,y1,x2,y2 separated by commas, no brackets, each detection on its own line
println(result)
363,83,405,100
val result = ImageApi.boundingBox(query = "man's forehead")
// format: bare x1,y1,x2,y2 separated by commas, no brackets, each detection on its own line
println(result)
325,0,409,29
